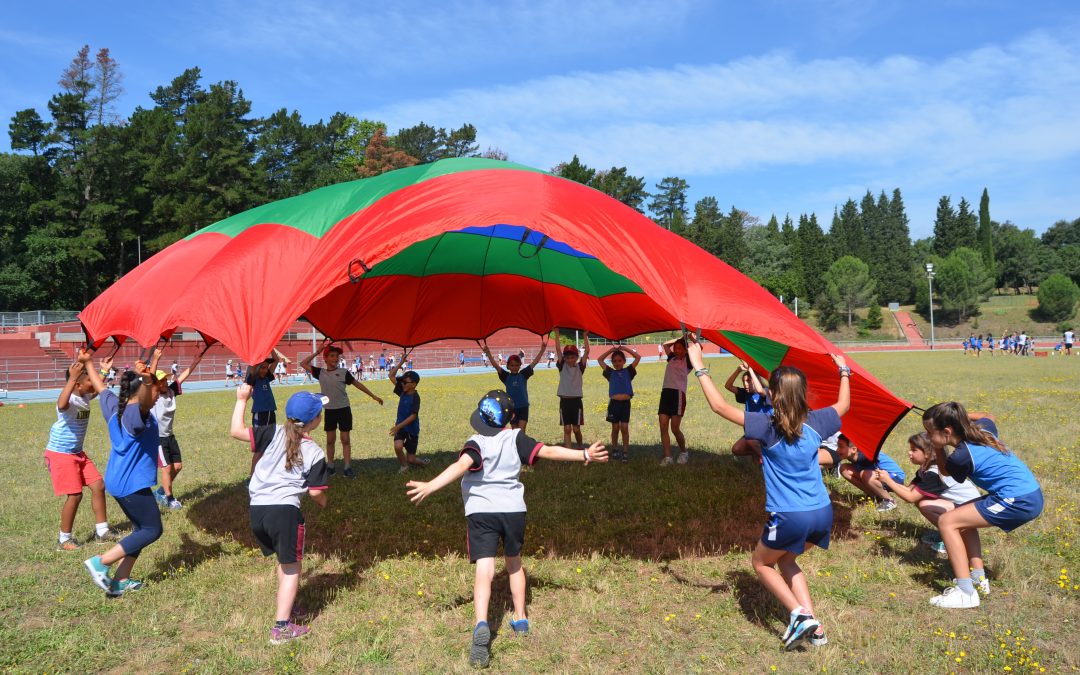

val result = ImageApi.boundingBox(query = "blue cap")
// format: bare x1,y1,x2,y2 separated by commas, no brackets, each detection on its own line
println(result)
285,391,329,424
470,390,514,436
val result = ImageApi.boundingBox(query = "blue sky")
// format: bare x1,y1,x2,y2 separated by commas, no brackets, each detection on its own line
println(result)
2,0,1078,237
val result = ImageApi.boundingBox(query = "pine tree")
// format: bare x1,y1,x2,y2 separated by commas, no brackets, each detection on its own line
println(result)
825,256,876,328
716,206,748,269
956,197,978,249
647,177,689,230
831,198,866,261
932,196,957,256
978,188,994,273
797,213,831,305
688,196,722,254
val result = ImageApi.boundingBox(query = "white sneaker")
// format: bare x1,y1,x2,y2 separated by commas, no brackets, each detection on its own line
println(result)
929,586,980,608
975,576,990,594
398,465,409,474
676,452,689,465
660,456,674,467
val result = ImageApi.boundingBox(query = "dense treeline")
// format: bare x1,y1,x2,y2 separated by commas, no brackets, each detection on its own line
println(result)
3,47,1079,324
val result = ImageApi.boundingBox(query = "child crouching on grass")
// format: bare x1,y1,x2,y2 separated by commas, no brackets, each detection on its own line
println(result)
836,434,906,512
231,384,330,644
405,390,607,668
921,403,1042,609
874,432,980,554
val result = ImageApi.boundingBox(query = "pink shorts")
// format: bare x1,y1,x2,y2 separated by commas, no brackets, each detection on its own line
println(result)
44,450,103,495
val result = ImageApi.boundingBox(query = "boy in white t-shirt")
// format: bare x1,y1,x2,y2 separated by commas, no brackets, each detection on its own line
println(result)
406,390,608,668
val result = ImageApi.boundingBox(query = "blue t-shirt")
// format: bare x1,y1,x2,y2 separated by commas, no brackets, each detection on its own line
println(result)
735,387,773,414
945,420,1039,498
745,407,841,512
498,365,534,408
852,451,906,481
393,382,421,435
245,373,276,413
99,389,159,498
603,365,636,398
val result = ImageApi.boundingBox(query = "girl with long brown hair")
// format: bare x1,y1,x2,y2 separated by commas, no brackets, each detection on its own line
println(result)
920,402,1042,609
686,336,849,650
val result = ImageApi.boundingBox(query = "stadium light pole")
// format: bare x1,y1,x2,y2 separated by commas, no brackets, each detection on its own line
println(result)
926,262,936,350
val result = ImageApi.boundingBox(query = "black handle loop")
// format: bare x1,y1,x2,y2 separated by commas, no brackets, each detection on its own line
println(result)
348,258,370,283
517,228,549,259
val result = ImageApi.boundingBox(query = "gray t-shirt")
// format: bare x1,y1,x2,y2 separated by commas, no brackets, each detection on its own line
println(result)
248,425,331,508
556,360,586,397
662,354,691,391
153,382,181,437
310,366,355,410
459,429,542,515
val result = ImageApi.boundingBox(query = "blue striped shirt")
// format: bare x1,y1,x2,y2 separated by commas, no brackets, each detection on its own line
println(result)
46,393,92,454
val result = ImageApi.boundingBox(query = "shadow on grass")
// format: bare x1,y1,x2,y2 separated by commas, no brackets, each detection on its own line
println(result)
184,448,857,574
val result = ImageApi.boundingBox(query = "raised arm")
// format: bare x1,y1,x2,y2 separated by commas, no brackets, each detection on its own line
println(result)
57,359,85,410
686,337,745,426
830,354,851,417
478,340,503,373
406,454,474,504
662,337,679,357
527,335,549,369
300,340,331,373
595,345,615,370
537,439,608,463
230,383,253,441
627,347,641,368
581,334,591,365
176,345,209,385
270,347,289,366
723,364,744,394
83,352,109,394
132,360,156,414
147,346,164,376
747,367,768,396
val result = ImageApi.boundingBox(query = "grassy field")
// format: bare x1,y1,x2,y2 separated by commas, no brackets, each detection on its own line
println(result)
1,353,1078,673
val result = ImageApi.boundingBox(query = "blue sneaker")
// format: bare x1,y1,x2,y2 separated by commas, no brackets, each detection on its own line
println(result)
154,487,169,508
83,556,112,591
781,612,820,650
470,622,491,668
509,618,530,635
106,578,144,597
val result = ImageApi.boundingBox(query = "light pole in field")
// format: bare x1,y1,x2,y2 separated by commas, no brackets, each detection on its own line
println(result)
926,262,936,350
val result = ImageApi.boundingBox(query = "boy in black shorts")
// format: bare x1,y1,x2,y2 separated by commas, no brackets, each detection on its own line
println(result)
406,391,608,668
389,354,429,473
300,342,383,478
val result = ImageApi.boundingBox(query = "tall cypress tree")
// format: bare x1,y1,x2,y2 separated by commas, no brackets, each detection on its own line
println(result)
716,206,748,269
955,197,978,249
978,187,994,273
798,212,831,305
932,196,958,256
831,198,866,261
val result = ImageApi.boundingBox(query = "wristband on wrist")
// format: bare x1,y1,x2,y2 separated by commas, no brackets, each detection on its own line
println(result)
583,448,590,464
694,367,710,378
838,366,852,377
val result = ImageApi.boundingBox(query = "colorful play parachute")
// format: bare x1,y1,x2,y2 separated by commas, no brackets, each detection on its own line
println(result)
80,158,911,453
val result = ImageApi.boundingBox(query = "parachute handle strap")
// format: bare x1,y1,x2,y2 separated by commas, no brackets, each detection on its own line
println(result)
348,258,370,283
517,228,549,259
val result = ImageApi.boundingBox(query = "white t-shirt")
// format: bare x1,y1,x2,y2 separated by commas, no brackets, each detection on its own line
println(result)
1065,331,1075,344
662,354,691,391
249,425,331,508
556,360,586,397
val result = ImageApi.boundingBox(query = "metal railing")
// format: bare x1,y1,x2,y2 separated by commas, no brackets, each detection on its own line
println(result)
0,311,80,328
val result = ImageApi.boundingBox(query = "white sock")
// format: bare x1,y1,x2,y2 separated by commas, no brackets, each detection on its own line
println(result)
59,531,72,543
95,522,110,536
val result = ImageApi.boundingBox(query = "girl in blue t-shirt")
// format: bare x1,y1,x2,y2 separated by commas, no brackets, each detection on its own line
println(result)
922,403,1043,609
687,336,850,650
79,350,165,597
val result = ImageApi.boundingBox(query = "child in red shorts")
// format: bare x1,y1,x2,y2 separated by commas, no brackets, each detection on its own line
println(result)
45,351,119,550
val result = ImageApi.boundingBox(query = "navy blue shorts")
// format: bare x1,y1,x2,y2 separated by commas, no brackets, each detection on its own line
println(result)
606,399,631,424
394,430,419,455
511,406,529,423
761,504,833,554
974,489,1044,532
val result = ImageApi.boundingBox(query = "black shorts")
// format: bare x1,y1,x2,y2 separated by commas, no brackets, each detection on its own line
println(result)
250,504,306,564
559,397,584,426
657,388,686,417
466,512,526,562
157,435,182,467
606,399,631,424
394,430,419,454
324,406,353,432
252,410,276,427
511,406,529,423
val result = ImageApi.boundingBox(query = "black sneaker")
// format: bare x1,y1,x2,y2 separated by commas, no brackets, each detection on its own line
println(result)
327,465,336,476
342,466,356,478
470,622,491,668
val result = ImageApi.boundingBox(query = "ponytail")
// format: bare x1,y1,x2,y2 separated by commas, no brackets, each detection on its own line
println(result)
284,419,304,472
117,370,142,418
922,402,1008,454
768,366,809,443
